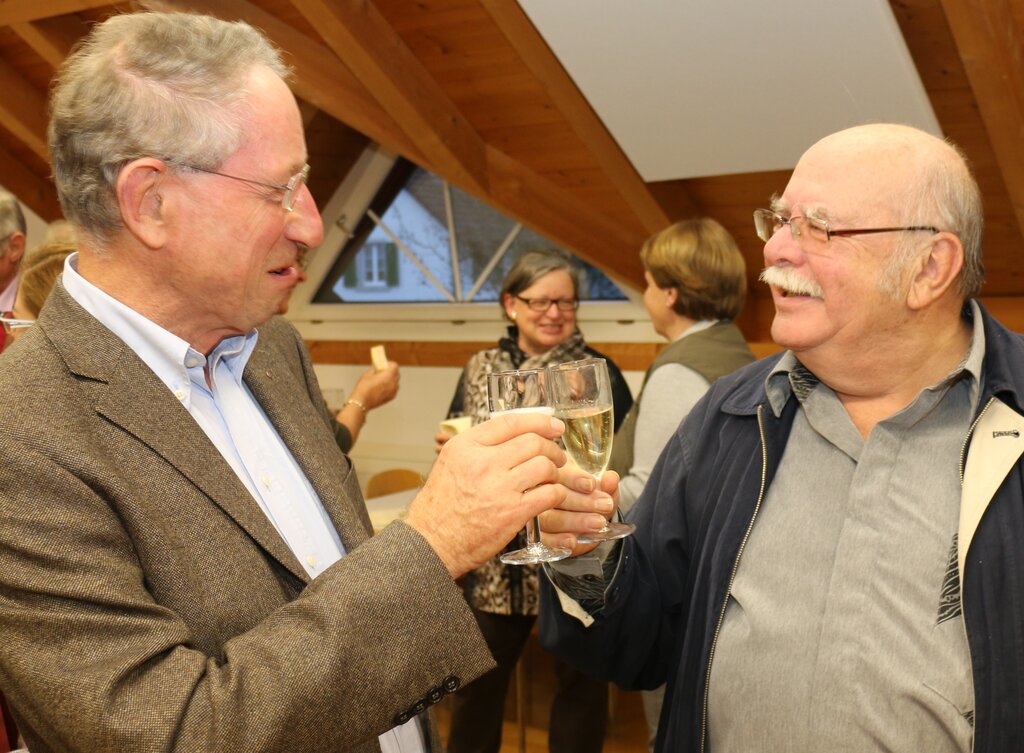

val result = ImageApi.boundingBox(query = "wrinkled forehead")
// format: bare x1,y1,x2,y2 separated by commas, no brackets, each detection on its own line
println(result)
776,131,914,224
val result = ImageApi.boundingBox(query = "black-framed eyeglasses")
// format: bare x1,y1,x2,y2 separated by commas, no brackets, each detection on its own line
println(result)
515,296,579,312
174,162,310,212
0,315,33,335
753,208,939,245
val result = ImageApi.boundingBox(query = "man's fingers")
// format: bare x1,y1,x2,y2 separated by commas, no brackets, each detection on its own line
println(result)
507,454,561,492
450,427,565,473
540,508,612,535
470,412,565,445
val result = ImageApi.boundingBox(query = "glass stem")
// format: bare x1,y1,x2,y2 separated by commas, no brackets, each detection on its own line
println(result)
525,516,543,548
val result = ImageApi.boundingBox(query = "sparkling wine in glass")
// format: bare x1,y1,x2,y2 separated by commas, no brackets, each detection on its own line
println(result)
487,368,572,565
549,357,635,543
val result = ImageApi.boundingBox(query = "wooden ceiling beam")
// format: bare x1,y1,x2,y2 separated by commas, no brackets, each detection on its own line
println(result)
0,1,111,25
478,0,680,235
0,142,61,221
140,0,428,167
938,0,1024,239
10,15,84,70
0,57,50,162
290,0,491,197
486,144,645,286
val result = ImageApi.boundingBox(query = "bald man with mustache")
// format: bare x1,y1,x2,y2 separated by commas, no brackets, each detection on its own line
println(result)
537,123,1024,753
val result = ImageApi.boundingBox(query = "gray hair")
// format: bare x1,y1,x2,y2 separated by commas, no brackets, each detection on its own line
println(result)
0,187,26,256
500,248,583,311
882,137,984,299
48,12,289,244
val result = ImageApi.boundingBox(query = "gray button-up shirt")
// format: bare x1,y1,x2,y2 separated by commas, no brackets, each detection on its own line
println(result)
707,303,984,753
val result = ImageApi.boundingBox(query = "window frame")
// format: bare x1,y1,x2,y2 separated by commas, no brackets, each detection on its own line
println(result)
285,145,648,339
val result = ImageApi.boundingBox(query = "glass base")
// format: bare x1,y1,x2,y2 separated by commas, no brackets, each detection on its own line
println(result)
576,520,636,545
500,543,572,565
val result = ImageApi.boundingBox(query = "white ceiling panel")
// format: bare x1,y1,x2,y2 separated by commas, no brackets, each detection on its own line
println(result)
517,0,941,181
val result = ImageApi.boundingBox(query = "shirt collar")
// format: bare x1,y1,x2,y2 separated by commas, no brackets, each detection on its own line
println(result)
62,252,258,396
764,299,986,418
671,318,719,343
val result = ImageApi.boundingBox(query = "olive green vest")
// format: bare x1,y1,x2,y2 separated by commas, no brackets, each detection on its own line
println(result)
608,321,755,475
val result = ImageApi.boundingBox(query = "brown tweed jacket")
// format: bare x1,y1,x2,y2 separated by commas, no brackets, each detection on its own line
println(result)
0,283,494,753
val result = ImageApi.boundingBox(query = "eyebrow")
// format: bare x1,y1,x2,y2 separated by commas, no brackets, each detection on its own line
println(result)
769,195,840,225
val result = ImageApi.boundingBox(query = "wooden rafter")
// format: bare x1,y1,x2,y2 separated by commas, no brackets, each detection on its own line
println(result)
0,56,50,161
0,141,60,220
140,0,428,167
10,15,83,70
939,0,1024,239
479,0,678,234
290,0,491,197
0,0,112,26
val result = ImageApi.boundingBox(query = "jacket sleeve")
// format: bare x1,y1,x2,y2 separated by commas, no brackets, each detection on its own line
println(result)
539,402,704,691
0,449,492,753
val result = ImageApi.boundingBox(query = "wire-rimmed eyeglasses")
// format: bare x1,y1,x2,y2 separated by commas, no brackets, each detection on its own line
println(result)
515,296,579,312
753,208,939,245
0,315,33,335
174,162,311,212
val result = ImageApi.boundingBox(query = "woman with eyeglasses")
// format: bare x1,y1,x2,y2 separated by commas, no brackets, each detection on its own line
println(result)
440,247,632,753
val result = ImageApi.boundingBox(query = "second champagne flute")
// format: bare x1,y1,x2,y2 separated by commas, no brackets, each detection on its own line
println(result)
549,357,635,543
487,367,572,565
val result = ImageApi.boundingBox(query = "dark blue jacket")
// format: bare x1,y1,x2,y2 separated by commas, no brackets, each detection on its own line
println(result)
540,302,1024,753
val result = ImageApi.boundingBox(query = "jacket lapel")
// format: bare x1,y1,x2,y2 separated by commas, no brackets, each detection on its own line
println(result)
958,398,1024,584
245,341,372,554
40,284,310,583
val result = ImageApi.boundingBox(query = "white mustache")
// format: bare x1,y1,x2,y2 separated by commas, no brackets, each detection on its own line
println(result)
759,266,825,298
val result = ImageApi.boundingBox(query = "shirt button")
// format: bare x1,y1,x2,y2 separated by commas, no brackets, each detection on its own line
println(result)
186,357,200,367
306,555,316,568
261,474,272,487
173,389,186,401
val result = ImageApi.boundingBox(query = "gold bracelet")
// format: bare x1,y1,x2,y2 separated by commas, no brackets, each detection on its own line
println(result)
344,398,368,414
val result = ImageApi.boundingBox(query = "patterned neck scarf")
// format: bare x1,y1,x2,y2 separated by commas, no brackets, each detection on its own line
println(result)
462,325,589,425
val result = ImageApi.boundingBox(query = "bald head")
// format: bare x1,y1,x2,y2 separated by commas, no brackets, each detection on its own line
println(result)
798,124,984,298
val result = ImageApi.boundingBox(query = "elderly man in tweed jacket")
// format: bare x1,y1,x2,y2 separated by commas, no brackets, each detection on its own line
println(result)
0,12,609,753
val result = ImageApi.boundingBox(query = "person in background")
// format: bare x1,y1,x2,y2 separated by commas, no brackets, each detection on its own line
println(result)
442,247,633,753
11,240,75,321
0,189,27,353
0,13,610,753
539,123,1024,753
606,218,755,750
0,239,75,348
329,360,400,454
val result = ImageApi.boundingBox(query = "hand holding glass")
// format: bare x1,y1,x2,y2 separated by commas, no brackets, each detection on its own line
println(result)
548,357,635,543
487,368,572,565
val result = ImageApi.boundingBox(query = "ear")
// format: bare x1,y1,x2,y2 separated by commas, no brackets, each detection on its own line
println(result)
664,286,679,309
116,158,171,250
5,231,25,263
905,233,964,311
501,292,516,320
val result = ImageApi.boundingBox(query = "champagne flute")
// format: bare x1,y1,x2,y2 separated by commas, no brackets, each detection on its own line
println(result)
487,367,572,565
548,357,635,543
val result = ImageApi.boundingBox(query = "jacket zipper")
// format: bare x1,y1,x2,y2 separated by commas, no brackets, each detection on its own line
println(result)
700,404,769,753
958,396,994,486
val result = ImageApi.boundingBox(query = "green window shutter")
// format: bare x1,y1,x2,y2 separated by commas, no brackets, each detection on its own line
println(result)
385,243,399,286
343,259,358,288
